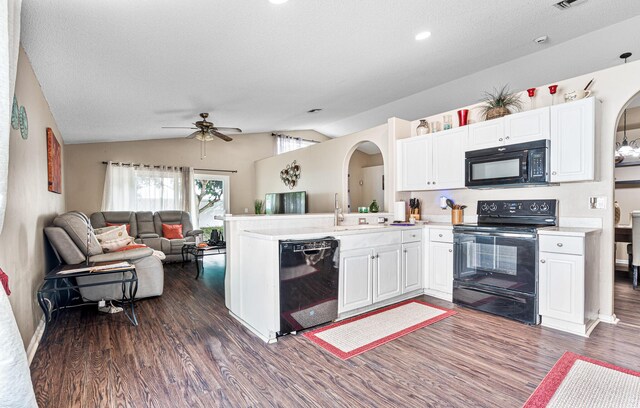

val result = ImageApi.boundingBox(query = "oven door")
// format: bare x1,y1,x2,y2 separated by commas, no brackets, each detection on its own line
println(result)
465,151,528,187
453,230,537,294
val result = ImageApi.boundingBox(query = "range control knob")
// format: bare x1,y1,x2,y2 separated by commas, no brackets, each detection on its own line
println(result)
530,203,539,212
489,203,498,211
540,203,549,212
481,204,489,212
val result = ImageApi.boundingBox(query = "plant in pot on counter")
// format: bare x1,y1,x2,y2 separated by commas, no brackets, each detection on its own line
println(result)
254,199,264,215
480,85,523,120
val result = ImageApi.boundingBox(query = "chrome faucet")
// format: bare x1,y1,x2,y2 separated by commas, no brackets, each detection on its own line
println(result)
334,193,344,226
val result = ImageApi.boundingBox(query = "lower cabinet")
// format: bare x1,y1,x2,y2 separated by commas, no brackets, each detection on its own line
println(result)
340,248,374,312
373,245,402,303
402,241,422,293
428,241,454,295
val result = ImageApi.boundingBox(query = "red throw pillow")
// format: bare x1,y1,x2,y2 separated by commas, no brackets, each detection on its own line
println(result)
112,244,148,252
162,223,183,239
106,222,131,235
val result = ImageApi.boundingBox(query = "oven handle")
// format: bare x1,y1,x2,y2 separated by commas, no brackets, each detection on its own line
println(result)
454,231,537,239
457,285,527,304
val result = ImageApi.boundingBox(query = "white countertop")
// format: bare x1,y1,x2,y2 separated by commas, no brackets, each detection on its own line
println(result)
242,224,425,240
538,226,602,236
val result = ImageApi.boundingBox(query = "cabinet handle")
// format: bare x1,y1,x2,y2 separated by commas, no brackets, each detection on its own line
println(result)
439,234,443,237
433,181,436,185
557,243,563,247
448,249,453,253
552,171,557,175
376,254,380,258
427,181,431,185
371,255,375,260
404,249,408,253
540,259,546,263
499,138,503,142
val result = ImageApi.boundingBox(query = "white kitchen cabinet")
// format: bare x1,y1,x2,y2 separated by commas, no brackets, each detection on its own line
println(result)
550,97,596,183
397,135,429,191
340,248,374,312
538,230,600,337
428,241,454,295
397,127,466,191
373,245,402,303
402,241,422,293
466,107,550,151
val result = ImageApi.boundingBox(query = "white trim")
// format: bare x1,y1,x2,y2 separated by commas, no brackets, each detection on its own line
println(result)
228,310,277,343
599,313,620,324
26,316,45,366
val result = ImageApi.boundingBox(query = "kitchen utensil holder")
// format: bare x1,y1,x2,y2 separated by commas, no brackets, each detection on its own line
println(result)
451,209,464,225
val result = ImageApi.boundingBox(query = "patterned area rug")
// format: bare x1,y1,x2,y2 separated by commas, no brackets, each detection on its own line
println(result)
524,352,640,407
303,299,455,360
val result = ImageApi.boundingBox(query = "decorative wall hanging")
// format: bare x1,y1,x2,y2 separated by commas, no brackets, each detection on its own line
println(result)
46,128,62,193
11,96,19,130
19,105,28,139
280,160,301,189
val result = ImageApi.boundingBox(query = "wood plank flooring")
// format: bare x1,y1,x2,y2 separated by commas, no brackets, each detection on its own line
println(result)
31,258,640,407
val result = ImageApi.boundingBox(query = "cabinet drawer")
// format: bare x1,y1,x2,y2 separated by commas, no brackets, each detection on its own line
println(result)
402,229,422,243
429,228,453,243
539,235,583,255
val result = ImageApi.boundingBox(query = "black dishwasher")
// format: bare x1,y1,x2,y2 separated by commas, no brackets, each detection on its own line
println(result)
278,238,339,336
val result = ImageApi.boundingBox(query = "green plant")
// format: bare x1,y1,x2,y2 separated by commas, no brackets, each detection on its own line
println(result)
254,199,264,215
480,85,523,119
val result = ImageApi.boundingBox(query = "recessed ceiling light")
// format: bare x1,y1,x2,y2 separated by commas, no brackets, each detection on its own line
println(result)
415,31,431,41
269,0,288,4
307,108,322,113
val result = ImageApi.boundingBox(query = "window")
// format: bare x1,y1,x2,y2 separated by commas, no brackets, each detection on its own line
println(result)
193,173,229,239
275,133,319,155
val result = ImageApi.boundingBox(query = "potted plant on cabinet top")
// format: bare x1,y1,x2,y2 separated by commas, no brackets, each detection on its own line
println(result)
480,85,523,120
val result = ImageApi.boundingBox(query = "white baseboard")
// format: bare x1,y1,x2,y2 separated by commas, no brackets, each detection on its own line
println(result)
26,317,45,366
598,313,619,325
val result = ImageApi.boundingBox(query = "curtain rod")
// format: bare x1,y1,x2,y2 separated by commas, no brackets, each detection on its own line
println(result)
271,132,320,144
102,161,238,173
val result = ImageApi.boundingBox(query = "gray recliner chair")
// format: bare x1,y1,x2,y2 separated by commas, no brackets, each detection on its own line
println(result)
135,211,202,262
45,211,164,301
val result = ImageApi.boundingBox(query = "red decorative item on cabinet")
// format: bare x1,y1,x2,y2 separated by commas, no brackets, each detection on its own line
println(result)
548,84,559,105
457,109,469,126
527,88,536,97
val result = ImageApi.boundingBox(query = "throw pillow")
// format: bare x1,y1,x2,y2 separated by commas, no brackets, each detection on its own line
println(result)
95,224,133,252
106,222,131,235
162,223,183,239
112,243,147,252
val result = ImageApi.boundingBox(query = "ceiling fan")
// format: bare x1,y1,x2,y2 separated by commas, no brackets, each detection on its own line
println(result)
162,112,242,159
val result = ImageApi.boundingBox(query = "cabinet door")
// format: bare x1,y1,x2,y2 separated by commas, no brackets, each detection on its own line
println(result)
339,248,373,313
550,98,595,182
503,107,550,145
466,119,504,151
373,245,402,303
402,241,422,293
431,127,466,190
428,242,453,294
397,136,430,191
539,252,584,324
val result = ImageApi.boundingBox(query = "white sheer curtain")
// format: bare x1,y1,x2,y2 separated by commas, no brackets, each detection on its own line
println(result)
0,0,22,234
182,166,198,228
102,163,189,212
275,133,318,154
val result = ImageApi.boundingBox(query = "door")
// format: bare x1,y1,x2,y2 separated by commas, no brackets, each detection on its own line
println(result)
397,136,430,191
504,107,550,145
550,97,595,182
431,127,466,189
402,242,422,293
539,252,584,323
373,245,402,302
466,119,504,150
429,242,454,294
193,173,230,241
339,248,373,313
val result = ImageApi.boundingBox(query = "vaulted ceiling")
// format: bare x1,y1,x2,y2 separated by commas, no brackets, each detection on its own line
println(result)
21,0,640,144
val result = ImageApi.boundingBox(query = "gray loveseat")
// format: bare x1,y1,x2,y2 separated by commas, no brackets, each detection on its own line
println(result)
91,210,202,262
46,211,164,301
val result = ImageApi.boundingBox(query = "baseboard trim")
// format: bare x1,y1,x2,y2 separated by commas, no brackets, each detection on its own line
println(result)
27,316,45,366
598,313,619,325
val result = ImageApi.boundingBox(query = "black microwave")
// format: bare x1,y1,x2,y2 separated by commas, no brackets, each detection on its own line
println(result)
465,139,550,188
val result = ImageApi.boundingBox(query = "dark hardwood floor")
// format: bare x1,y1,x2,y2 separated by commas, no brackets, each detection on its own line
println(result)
615,270,640,327
31,258,640,407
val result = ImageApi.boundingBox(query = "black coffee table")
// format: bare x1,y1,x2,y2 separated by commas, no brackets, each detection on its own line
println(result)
182,243,226,279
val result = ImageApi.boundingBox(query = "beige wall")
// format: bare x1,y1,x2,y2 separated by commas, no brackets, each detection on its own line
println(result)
348,150,383,212
64,130,327,215
255,124,392,213
404,60,640,320
0,48,66,346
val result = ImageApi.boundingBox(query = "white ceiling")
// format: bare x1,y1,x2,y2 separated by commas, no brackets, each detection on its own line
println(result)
21,0,640,144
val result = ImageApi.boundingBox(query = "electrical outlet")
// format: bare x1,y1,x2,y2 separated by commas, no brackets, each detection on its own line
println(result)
589,196,607,209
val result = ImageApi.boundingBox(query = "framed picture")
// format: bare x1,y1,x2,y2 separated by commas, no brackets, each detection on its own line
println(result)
46,128,61,194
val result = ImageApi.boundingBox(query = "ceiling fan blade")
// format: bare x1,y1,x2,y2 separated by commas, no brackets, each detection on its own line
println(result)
211,130,233,142
187,131,201,139
213,126,242,133
162,126,198,129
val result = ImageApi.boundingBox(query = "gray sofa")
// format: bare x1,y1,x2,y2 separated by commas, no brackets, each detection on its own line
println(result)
91,210,202,262
45,211,164,301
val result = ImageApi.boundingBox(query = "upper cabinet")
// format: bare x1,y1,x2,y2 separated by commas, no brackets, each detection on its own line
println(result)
550,97,596,183
466,107,550,151
397,127,466,191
